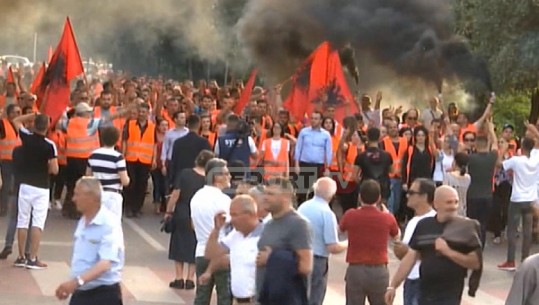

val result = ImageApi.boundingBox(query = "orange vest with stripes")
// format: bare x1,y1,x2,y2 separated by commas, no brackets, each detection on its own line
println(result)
262,138,289,180
343,143,362,182
94,106,125,147
65,117,100,159
0,119,21,161
250,130,267,169
125,120,155,165
383,137,408,178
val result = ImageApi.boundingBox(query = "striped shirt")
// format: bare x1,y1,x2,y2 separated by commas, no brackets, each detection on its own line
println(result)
88,147,126,191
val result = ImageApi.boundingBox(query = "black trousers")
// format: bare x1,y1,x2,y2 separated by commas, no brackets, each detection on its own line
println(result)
124,161,151,214
64,158,88,214
489,181,511,237
50,165,66,201
70,283,122,305
295,162,324,205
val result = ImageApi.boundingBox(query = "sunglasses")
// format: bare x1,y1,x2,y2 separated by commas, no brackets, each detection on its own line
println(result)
464,138,475,142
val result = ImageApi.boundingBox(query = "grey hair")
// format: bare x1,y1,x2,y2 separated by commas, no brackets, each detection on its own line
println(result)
313,177,337,201
232,194,257,215
76,176,103,202
205,158,228,185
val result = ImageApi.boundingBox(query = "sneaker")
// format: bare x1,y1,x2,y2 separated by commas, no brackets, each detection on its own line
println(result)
54,200,62,210
0,247,12,260
13,257,27,268
493,237,501,244
25,258,48,270
497,261,516,271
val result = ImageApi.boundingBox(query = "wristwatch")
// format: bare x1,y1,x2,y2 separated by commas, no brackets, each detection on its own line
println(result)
76,275,85,287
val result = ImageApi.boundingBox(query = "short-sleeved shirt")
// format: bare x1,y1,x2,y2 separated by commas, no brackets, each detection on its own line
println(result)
87,147,127,192
409,216,471,300
17,127,57,189
503,151,539,202
297,196,339,257
339,205,399,264
256,210,312,294
221,223,265,298
401,209,437,280
354,147,393,199
467,151,497,199
71,207,124,291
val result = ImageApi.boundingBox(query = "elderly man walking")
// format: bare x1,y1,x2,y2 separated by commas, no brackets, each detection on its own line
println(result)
55,177,124,305
298,177,347,305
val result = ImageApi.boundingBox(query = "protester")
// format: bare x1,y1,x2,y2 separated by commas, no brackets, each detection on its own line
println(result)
504,253,539,305
55,177,124,305
0,104,22,216
443,152,471,216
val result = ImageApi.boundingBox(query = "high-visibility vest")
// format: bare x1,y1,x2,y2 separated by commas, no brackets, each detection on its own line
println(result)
383,137,408,178
94,106,125,147
262,138,289,180
329,134,341,171
250,130,267,169
161,110,175,129
261,115,273,130
202,131,217,149
0,119,21,161
285,124,298,138
342,143,361,182
48,130,67,166
125,120,155,165
65,117,100,159
335,122,343,137
459,123,477,141
405,146,433,185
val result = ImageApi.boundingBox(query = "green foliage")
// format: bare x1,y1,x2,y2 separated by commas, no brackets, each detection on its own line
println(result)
453,0,539,92
492,91,531,135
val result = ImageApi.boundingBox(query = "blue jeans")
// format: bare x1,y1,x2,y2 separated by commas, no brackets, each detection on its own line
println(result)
388,178,402,215
403,279,420,305
309,256,329,305
4,194,31,251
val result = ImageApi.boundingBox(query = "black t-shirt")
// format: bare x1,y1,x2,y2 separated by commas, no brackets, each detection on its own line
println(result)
354,147,392,199
409,216,468,300
16,127,57,189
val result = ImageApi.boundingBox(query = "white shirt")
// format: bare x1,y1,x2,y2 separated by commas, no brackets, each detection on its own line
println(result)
433,151,454,182
261,139,290,159
402,209,437,280
191,185,232,257
220,223,264,298
503,149,539,202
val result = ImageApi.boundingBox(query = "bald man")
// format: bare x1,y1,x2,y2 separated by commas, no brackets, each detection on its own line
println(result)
201,195,264,305
386,186,481,305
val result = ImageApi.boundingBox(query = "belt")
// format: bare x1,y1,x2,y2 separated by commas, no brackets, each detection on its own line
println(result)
103,187,122,194
314,255,328,260
235,296,256,303
73,283,121,297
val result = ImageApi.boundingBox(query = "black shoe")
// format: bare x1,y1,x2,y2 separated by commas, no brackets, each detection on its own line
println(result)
185,280,195,290
0,247,12,260
169,279,184,289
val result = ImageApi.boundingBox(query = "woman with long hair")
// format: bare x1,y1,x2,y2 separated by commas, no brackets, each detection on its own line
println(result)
165,150,215,290
323,117,341,177
433,134,455,186
199,114,216,149
151,118,169,214
490,138,513,244
444,152,471,216
401,126,436,191
337,128,365,213
259,122,291,180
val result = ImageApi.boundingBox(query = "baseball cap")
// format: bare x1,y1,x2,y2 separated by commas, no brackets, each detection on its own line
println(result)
75,102,93,114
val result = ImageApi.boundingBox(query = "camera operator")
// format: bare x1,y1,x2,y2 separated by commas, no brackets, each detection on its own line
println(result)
215,114,258,176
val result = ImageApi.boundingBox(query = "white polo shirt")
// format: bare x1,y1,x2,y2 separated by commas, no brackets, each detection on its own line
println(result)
221,223,264,298
191,185,232,257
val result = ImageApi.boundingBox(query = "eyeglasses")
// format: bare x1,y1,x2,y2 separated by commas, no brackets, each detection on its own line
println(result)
407,190,423,196
464,138,475,142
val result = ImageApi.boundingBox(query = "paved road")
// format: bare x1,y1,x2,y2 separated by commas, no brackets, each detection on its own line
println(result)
0,200,535,305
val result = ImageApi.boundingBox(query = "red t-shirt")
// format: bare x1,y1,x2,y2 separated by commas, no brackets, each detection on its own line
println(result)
339,205,399,265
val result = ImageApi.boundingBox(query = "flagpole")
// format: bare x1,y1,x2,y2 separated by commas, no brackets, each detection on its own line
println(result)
33,33,38,63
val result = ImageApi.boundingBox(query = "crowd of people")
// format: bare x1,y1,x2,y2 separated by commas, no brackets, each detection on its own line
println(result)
0,65,538,305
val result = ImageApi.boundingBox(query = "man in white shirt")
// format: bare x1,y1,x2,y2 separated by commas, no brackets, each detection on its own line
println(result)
190,158,232,305
498,136,539,271
420,96,443,130
200,195,263,305
393,178,437,305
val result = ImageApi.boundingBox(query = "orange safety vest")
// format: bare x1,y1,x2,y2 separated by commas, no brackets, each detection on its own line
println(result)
161,110,175,129
0,118,21,160
250,130,267,169
202,131,217,149
261,115,273,130
383,137,408,178
65,117,100,159
459,123,477,141
94,106,125,147
329,134,341,171
262,138,289,180
125,120,155,165
286,124,298,138
405,146,433,185
335,122,343,137
48,130,67,165
342,143,361,182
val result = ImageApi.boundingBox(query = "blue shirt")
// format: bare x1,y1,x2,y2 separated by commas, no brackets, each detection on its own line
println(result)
161,127,189,161
70,207,124,290
294,127,332,165
297,196,339,257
